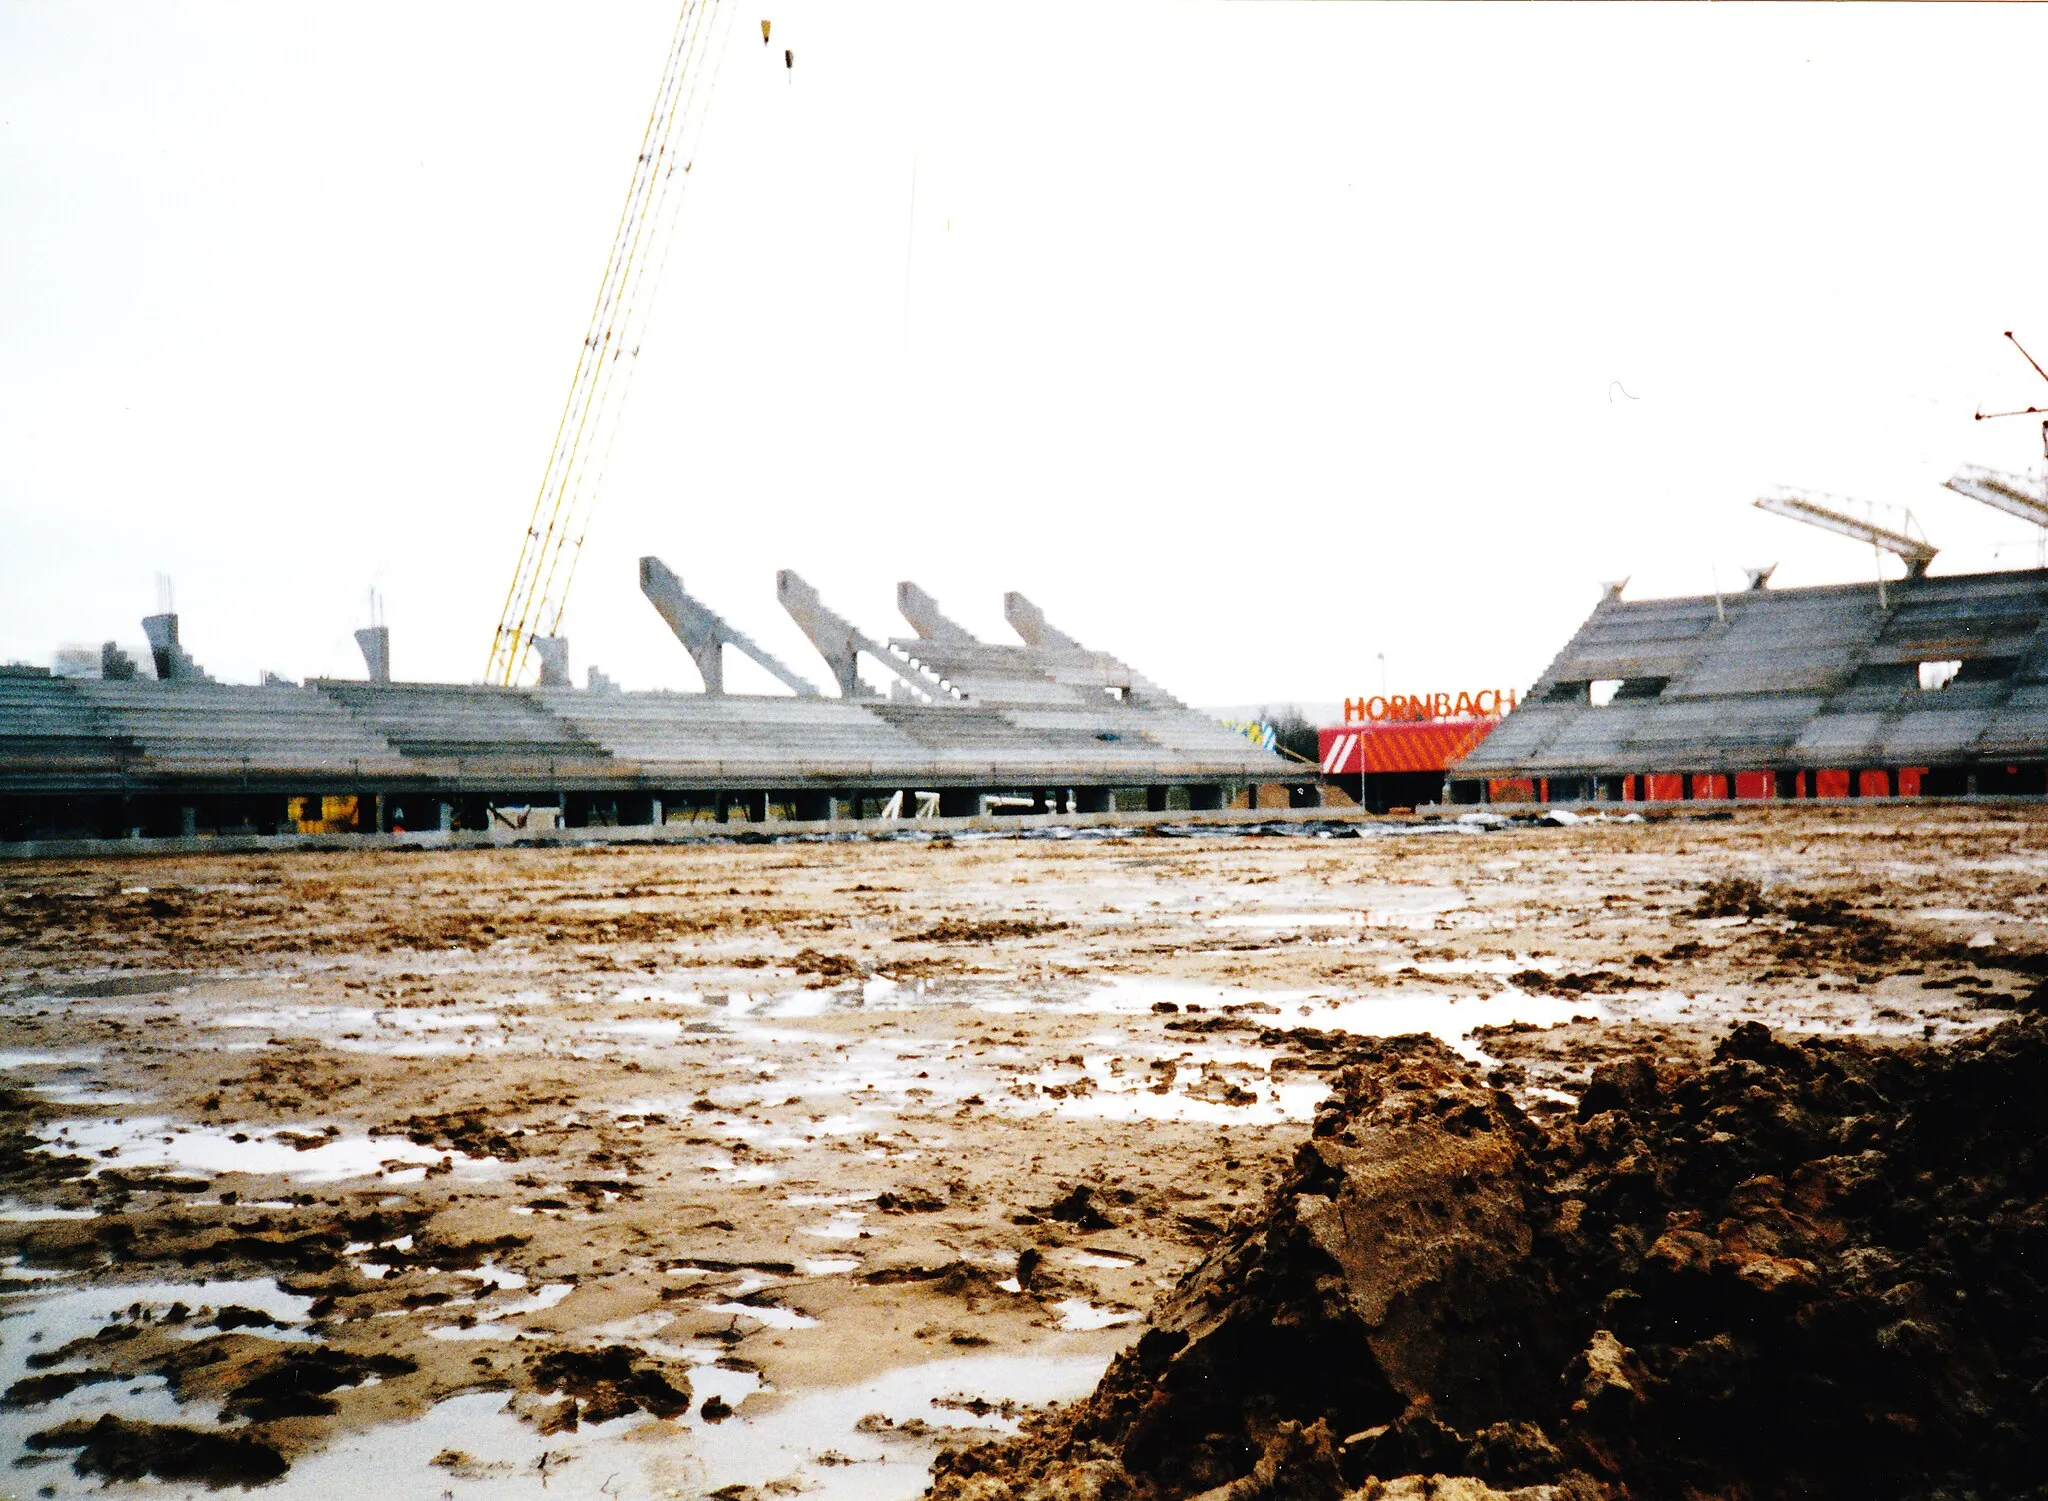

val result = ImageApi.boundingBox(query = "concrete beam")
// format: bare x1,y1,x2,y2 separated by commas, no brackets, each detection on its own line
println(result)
641,556,821,697
777,570,952,702
897,582,978,643
532,636,571,687
776,570,876,698
354,626,390,684
1003,592,1084,651
141,614,210,682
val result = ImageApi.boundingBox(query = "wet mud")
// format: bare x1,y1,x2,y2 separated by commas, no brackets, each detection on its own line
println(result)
0,805,2043,1497
933,1016,2048,1500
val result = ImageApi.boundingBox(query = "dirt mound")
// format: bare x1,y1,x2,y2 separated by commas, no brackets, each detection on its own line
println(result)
932,1022,2048,1501
27,1414,288,1487
525,1344,692,1427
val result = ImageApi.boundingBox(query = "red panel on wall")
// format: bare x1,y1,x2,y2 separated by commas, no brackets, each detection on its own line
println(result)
1897,766,1926,796
1318,721,1500,776
1692,774,1729,800
1645,774,1685,801
1734,771,1774,799
1857,769,1891,798
1489,778,1536,802
1816,769,1850,798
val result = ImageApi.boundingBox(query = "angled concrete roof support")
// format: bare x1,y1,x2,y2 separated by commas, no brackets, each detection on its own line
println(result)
532,635,571,687
775,570,887,699
896,582,978,643
355,626,390,684
776,570,954,701
641,557,820,697
1003,592,1084,651
141,613,210,682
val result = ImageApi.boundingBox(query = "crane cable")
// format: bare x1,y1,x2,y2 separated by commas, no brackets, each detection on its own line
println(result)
490,0,723,682
487,0,739,685
543,0,740,647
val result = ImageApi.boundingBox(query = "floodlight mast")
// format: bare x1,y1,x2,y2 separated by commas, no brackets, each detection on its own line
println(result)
1753,488,1938,578
1971,331,2048,511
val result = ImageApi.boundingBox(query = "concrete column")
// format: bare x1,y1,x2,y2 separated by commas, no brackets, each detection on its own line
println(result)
437,802,454,832
649,797,664,827
746,792,769,823
179,805,197,837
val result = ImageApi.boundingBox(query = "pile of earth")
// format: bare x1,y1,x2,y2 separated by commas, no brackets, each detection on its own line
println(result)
931,1017,2048,1501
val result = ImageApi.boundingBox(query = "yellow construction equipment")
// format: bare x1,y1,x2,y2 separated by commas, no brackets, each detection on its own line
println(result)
487,0,739,685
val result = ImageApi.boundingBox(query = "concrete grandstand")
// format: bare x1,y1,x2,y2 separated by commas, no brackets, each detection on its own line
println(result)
1451,566,2048,802
0,564,1308,840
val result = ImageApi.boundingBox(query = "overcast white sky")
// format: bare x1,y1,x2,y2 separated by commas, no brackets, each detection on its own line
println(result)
8,2,2048,709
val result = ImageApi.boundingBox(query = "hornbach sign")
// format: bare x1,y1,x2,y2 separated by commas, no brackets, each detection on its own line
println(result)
1343,690,1519,724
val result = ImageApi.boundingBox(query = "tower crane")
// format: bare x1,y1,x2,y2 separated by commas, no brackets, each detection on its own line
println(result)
486,0,739,686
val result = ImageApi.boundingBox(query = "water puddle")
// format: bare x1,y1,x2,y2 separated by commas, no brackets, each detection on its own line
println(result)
1050,1298,1140,1331
0,1273,322,1472
698,1300,818,1329
25,1083,149,1106
254,1350,1110,1501
0,1049,102,1070
35,1118,500,1185
0,1201,98,1222
1309,988,1608,1058
3,1336,1109,1501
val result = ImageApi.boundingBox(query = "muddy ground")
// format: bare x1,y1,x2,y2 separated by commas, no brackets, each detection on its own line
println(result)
0,804,2042,1498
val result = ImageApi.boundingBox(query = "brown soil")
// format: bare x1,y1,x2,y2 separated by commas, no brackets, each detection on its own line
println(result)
1,804,2044,1492
932,1017,2048,1500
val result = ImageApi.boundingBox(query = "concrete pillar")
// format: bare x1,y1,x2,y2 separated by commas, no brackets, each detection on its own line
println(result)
437,801,454,832
746,791,769,823
649,797,664,827
179,805,197,837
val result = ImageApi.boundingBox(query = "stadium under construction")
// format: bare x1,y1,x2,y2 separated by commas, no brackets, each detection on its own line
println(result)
0,562,1311,843
1449,564,2048,803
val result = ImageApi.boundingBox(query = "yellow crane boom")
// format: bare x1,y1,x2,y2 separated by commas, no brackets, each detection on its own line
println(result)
487,0,737,686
